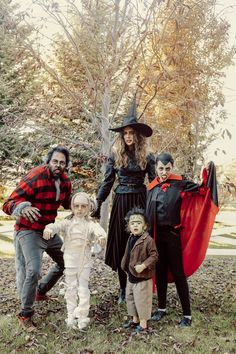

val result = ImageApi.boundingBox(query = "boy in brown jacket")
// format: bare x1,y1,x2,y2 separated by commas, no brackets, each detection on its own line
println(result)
121,207,158,333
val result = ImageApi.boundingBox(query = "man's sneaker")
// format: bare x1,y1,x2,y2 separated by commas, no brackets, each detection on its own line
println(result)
36,292,58,301
35,292,50,301
179,317,192,327
151,310,167,321
17,314,36,332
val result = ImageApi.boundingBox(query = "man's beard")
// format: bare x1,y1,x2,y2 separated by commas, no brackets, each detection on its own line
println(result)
49,166,63,179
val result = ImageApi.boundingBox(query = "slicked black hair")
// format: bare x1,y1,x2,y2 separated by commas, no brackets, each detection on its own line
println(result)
156,152,174,166
46,146,70,167
125,207,149,228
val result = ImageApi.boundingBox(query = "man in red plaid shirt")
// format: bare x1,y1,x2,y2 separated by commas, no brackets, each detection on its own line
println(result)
3,146,72,331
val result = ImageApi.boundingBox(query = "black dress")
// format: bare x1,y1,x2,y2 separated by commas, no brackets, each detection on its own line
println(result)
96,151,156,271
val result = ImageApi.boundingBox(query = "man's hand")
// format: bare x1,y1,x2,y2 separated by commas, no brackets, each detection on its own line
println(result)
134,263,146,274
43,229,54,240
21,206,41,223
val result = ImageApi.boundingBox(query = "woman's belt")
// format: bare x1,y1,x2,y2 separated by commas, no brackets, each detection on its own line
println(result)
119,183,144,187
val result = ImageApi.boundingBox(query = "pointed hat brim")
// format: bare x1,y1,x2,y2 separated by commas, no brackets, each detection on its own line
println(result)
109,121,153,137
109,99,153,137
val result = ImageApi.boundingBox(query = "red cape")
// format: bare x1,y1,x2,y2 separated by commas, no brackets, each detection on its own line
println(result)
147,164,219,283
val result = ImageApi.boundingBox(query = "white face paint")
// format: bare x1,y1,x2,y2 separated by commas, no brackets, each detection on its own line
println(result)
72,195,90,218
156,161,173,182
128,215,146,236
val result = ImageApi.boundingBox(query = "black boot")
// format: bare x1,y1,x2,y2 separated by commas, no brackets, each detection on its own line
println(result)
118,288,126,305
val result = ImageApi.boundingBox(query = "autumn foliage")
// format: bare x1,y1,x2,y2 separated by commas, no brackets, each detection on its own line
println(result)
0,0,235,187
138,0,235,175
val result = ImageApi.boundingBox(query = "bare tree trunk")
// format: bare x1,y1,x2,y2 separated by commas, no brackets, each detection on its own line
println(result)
100,193,112,232
99,84,112,231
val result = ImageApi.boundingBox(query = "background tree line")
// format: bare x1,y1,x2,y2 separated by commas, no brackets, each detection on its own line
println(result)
0,0,235,193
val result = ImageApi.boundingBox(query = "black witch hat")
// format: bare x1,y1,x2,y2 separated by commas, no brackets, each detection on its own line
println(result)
109,100,153,137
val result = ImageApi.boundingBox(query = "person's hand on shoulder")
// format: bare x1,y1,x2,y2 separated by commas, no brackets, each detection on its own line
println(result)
21,206,41,223
200,161,212,185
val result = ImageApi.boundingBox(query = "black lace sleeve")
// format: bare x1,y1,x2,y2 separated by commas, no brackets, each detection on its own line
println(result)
146,153,156,182
96,154,116,202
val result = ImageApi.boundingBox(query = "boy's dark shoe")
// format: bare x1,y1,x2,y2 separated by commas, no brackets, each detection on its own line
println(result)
179,317,192,327
118,288,126,305
17,314,36,332
134,325,149,334
123,320,140,329
151,310,167,321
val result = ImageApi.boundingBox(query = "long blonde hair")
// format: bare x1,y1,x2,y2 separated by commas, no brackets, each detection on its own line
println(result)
112,129,148,170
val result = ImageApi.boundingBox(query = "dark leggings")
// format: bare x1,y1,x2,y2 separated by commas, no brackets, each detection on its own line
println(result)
156,227,191,316
118,266,127,290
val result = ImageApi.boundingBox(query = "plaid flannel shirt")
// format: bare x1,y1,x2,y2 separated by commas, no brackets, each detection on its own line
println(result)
2,165,72,231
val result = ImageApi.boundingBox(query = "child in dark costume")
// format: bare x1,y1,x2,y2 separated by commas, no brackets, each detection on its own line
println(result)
121,207,158,333
146,153,218,327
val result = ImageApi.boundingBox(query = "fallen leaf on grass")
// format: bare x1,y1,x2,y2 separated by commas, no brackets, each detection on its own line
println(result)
173,343,183,353
111,327,123,333
79,348,94,354
211,346,220,352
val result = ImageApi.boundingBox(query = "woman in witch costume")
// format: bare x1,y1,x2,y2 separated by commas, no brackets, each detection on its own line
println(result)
91,101,155,304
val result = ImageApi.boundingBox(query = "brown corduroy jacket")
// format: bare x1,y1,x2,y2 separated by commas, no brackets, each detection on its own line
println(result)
121,231,158,280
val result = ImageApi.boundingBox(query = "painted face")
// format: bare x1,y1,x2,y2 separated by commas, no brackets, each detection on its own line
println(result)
48,152,66,178
128,215,146,236
156,161,173,182
72,195,90,218
123,126,135,148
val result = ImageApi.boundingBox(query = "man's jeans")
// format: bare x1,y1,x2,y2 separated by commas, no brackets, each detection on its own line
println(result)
14,230,64,317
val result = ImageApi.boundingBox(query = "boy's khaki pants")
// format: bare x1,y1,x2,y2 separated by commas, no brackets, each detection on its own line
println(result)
126,278,152,320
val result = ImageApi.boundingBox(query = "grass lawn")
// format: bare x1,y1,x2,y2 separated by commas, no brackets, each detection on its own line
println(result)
213,221,230,229
0,233,15,258
0,256,235,354
221,233,236,240
0,216,14,222
209,240,236,249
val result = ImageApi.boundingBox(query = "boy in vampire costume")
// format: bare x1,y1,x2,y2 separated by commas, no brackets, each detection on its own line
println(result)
146,153,218,327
